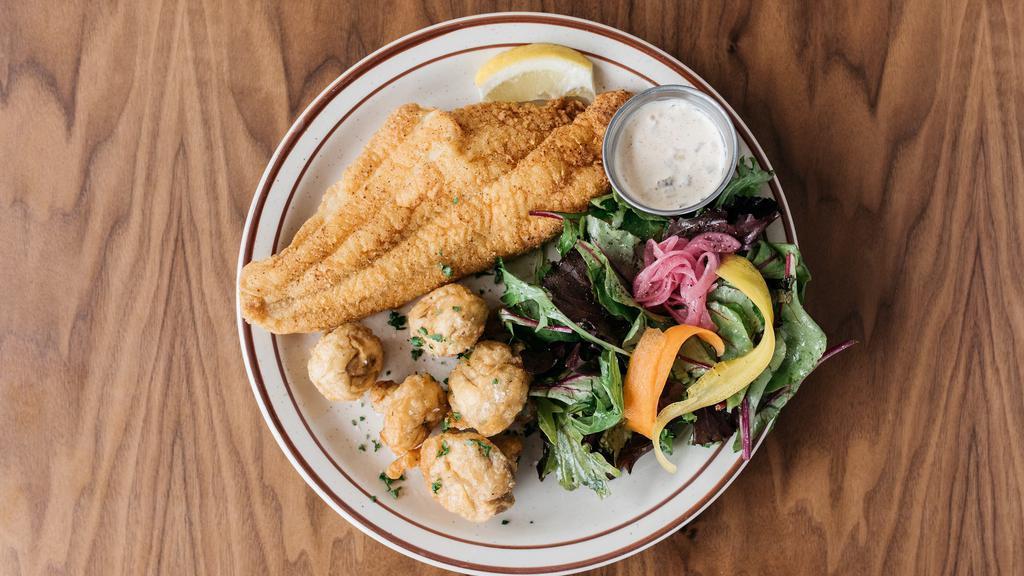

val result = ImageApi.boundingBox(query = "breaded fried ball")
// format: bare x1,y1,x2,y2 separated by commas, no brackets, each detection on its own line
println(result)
408,284,488,356
447,341,529,436
307,323,383,401
370,374,447,478
419,431,518,522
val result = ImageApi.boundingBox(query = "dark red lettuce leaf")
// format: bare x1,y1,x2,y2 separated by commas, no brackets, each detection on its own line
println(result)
666,197,780,250
616,434,653,473
691,406,738,446
541,250,629,343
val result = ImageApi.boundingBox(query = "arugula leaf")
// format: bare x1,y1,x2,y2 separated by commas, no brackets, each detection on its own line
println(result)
535,398,620,497
584,215,640,280
622,313,648,352
499,309,580,343
589,192,668,240
532,349,625,495
530,349,623,435
575,241,670,351
557,214,586,256
570,349,624,435
499,260,628,355
713,156,774,210
574,241,642,322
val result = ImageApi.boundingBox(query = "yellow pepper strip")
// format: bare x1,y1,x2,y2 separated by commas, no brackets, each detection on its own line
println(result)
652,255,776,473
624,325,725,439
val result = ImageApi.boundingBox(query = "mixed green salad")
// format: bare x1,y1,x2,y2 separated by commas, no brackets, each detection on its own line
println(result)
494,158,853,497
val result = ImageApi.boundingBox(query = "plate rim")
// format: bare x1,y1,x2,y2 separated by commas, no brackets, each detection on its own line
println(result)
235,11,794,575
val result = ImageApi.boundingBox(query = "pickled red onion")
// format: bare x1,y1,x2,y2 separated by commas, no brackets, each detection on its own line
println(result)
632,232,741,329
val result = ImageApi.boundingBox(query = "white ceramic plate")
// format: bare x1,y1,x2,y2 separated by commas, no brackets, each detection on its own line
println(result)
236,12,795,575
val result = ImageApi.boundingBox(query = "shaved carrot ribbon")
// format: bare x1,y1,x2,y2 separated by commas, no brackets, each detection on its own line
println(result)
624,325,725,439
652,255,776,473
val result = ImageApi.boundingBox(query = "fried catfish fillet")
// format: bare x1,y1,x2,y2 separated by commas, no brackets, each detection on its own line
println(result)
240,91,631,333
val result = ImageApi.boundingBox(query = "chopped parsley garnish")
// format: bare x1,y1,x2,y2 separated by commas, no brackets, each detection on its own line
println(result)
411,348,424,361
441,412,461,432
452,305,462,312
457,349,472,360
428,333,444,342
351,419,358,426
492,378,499,385
370,495,377,502
439,263,453,277
437,440,450,457
358,444,366,452
418,327,428,336
466,438,492,457
372,440,382,452
501,519,510,525
410,336,424,347
387,311,407,330
359,415,365,421
431,479,442,494
453,195,459,204
379,472,405,499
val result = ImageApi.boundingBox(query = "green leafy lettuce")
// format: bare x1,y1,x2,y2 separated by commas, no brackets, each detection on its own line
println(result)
498,259,628,355
534,350,625,496
712,157,774,210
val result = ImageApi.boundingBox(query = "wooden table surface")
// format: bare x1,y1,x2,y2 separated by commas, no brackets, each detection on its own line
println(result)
3,1,1022,574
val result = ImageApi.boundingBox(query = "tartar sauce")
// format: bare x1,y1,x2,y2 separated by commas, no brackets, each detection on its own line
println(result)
614,99,729,211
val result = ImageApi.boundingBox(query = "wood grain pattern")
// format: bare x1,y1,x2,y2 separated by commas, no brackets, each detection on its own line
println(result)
2,1,1021,574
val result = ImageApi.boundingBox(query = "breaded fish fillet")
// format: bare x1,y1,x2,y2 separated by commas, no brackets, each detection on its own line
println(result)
241,98,583,309
241,91,631,333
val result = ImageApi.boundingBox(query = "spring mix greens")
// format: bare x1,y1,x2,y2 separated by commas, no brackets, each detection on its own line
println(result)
495,157,847,497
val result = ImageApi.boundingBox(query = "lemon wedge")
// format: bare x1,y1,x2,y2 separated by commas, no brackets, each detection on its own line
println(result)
475,43,596,103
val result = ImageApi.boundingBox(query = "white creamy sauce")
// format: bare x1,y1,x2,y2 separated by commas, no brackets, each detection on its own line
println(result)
615,99,728,211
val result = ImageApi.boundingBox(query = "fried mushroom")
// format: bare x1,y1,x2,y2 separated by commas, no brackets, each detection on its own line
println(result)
370,374,447,479
307,323,383,401
419,431,517,522
408,284,488,356
447,341,529,436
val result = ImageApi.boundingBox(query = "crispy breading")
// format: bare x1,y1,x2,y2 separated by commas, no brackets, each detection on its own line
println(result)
241,91,631,333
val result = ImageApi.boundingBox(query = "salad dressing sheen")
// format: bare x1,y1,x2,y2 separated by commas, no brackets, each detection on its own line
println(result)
614,99,729,211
